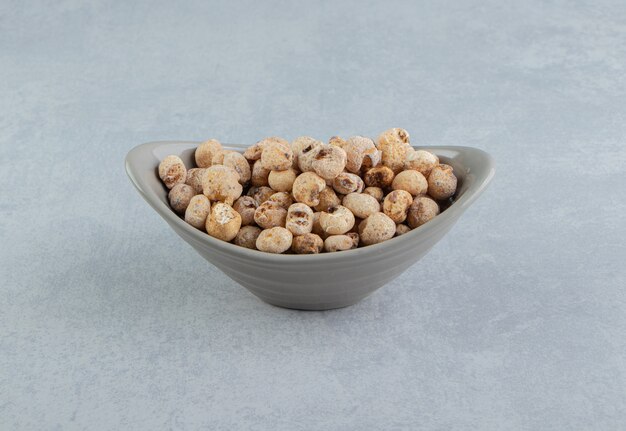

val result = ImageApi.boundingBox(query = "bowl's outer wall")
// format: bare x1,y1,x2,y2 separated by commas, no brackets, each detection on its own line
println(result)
126,142,495,310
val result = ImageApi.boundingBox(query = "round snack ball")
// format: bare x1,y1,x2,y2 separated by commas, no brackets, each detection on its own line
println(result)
292,172,327,206
376,128,412,174
286,203,314,235
268,168,298,192
297,140,325,172
311,145,347,180
168,183,195,214
234,225,262,249
185,168,206,194
362,186,384,202
395,224,411,236
319,205,355,235
332,172,364,195
254,200,287,229
232,196,258,226
202,165,243,205
428,164,457,200
342,192,380,219
184,195,211,230
158,155,187,189
363,166,395,188
405,149,439,177
256,227,293,254
343,136,381,173
267,192,293,209
392,170,428,196
247,186,274,205
314,187,341,212
407,196,440,229
324,235,356,252
223,151,251,184
383,190,413,223
206,203,241,242
250,160,270,187
195,139,223,168
291,136,319,169
358,212,396,246
260,138,293,171
291,233,324,254
211,150,226,165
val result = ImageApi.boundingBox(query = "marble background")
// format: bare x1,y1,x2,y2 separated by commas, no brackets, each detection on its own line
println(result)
1,0,625,429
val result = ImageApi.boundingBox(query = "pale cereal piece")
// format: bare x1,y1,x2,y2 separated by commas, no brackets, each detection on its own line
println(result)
232,196,258,226
260,137,293,171
285,203,314,235
158,155,187,189
407,196,440,229
195,139,223,168
314,187,342,212
297,140,325,172
311,145,347,180
319,205,355,235
363,166,395,188
168,183,195,214
291,136,319,168
202,165,243,205
376,128,412,174
342,192,380,219
223,151,251,184
427,164,457,200
250,160,271,186
256,227,293,254
291,233,324,254
243,140,265,161
254,200,287,229
405,149,439,177
392,170,428,196
358,212,396,245
383,190,413,223
234,225,262,249
206,203,241,242
346,232,360,248
247,186,274,205
343,136,381,173
267,192,294,209
184,195,211,230
362,186,384,202
324,235,355,252
268,168,298,192
328,136,346,148
332,172,364,195
292,172,327,206
395,224,411,236
185,168,206,194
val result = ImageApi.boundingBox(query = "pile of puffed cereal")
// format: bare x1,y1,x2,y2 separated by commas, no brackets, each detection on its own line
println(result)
157,128,457,254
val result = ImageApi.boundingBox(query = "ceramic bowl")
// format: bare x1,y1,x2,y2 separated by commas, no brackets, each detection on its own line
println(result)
126,141,494,310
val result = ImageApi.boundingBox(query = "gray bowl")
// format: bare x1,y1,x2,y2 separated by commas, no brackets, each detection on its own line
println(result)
126,141,495,310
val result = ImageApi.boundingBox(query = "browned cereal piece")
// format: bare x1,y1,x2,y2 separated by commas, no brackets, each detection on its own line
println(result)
247,186,275,205
285,203,314,235
343,136,381,173
256,227,293,254
292,172,326,206
223,151,251,184
168,183,195,214
358,212,396,245
311,145,347,180
363,166,394,188
232,196,258,226
427,164,457,200
362,186,384,202
185,168,206,194
195,139,223,168
346,232,359,247
206,203,241,241
254,200,287,229
407,196,440,229
314,187,342,212
202,165,242,205
184,195,211,230
319,205,355,235
233,225,262,249
158,155,187,189
250,160,271,187
297,140,325,172
376,128,412,174
291,233,324,254
267,192,294,209
395,224,411,236
332,172,364,195
260,137,293,171
383,190,413,223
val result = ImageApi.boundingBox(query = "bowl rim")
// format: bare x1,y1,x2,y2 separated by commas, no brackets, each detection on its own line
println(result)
126,141,495,263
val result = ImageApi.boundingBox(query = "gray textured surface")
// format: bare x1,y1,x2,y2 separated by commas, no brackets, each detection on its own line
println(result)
1,0,625,429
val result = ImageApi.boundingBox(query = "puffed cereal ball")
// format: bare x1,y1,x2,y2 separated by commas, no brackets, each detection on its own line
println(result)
223,151,251,184
158,155,187,189
256,227,293,254
206,203,242,242
291,233,324,254
184,195,211,230
427,164,457,200
267,192,293,209
311,146,347,180
363,166,395,188
234,225,262,249
195,139,223,168
319,205,355,235
185,168,205,194
358,212,396,245
405,149,439,177
247,186,274,205
362,186,384,202
250,160,271,186
232,196,258,226
392,170,428,196
291,136,319,168
376,128,411,174
343,136,381,173
314,187,341,212
168,183,195,214
297,140,325,172
383,190,413,223
286,203,314,235
260,137,293,171
324,235,356,252
202,165,243,205
342,192,380,219
268,168,298,192
254,200,287,229
332,172,364,195
407,196,440,229
292,172,327,206
395,224,411,236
